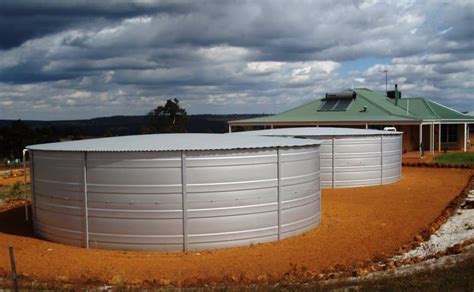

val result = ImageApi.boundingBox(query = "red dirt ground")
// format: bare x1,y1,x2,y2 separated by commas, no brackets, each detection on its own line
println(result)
0,170,29,187
0,167,472,287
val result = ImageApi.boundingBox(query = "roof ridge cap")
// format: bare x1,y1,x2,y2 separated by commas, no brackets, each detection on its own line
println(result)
357,92,411,117
421,98,441,119
360,92,420,120
427,99,470,116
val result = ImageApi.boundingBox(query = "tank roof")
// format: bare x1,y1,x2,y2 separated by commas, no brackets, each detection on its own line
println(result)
232,127,402,137
27,133,321,152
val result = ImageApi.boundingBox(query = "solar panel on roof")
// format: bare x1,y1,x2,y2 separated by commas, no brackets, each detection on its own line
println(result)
319,98,353,111
333,98,353,110
319,99,338,111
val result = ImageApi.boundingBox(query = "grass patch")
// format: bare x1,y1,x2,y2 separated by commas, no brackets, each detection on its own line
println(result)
0,183,30,201
432,152,474,165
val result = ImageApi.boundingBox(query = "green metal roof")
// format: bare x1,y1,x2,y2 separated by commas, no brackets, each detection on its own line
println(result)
396,98,474,121
230,88,418,124
229,88,474,124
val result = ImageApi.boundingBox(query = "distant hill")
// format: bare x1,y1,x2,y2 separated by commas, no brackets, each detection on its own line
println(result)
0,114,267,137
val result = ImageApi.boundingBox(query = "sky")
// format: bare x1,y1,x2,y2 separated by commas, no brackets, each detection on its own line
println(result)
0,0,473,120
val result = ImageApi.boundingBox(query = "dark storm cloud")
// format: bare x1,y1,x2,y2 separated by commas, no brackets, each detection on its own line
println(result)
0,0,473,119
0,0,194,49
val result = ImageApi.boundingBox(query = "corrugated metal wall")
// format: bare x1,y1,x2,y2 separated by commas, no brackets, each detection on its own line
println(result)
382,136,402,184
317,135,402,188
33,151,85,247
32,145,320,251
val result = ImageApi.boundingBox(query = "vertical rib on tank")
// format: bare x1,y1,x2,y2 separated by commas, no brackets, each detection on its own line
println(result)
27,134,321,251
232,127,402,188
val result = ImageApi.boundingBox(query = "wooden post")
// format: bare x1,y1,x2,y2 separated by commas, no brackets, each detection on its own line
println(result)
9,246,18,292
1,241,6,277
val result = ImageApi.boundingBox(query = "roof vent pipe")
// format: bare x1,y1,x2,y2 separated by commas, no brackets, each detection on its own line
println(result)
394,84,399,106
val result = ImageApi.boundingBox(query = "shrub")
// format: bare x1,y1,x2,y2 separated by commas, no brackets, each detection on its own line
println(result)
4,182,23,201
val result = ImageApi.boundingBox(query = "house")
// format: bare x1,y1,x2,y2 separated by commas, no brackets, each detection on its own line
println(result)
228,87,474,153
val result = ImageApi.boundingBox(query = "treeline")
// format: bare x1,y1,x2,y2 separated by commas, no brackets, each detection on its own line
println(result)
0,120,61,161
0,114,265,161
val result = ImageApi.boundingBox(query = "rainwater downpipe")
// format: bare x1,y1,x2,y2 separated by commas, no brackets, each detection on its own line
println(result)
22,149,28,221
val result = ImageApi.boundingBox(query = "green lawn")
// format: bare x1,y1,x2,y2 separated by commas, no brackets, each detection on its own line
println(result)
432,152,474,165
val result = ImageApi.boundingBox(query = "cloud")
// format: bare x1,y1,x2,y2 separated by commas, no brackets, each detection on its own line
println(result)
0,0,473,119
0,0,194,49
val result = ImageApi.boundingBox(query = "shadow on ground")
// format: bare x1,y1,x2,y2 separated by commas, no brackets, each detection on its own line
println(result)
0,205,34,238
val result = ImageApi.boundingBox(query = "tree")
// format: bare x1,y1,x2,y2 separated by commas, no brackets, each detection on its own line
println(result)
0,120,35,160
0,121,61,161
144,98,187,133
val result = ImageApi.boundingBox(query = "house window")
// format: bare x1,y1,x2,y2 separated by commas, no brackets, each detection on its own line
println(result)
441,124,458,143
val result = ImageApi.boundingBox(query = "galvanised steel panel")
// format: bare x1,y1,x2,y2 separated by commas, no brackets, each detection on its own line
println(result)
185,148,278,246
88,217,183,237
86,193,182,211
334,137,382,154
236,128,402,188
279,146,320,239
281,180,320,209
319,140,334,188
34,181,83,201
86,151,184,250
35,196,83,216
185,146,320,251
189,234,278,251
89,241,184,251
187,188,277,211
35,208,84,233
35,222,84,247
33,151,85,247
281,199,320,238
382,135,402,184
30,140,321,251
329,137,380,187
187,211,278,240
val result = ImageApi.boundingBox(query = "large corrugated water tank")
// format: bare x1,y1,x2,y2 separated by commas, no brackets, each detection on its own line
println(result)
233,127,402,188
27,134,321,251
